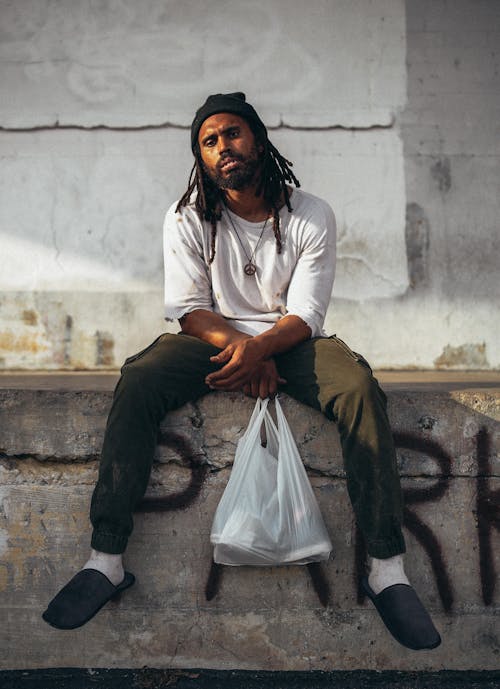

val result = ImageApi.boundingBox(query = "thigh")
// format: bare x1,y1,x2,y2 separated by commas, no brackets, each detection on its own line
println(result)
121,332,221,407
276,336,377,417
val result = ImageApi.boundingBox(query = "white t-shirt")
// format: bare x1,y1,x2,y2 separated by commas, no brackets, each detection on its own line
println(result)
163,188,336,338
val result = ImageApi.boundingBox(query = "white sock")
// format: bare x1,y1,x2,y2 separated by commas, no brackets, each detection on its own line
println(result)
368,554,410,595
82,549,124,587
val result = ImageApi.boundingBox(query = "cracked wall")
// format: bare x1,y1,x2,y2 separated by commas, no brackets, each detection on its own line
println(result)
0,0,498,369
0,0,409,368
0,389,499,669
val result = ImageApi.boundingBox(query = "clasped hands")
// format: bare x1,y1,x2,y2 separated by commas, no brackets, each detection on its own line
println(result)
205,338,286,399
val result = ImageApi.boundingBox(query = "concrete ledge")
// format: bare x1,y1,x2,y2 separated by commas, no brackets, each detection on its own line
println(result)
0,373,499,671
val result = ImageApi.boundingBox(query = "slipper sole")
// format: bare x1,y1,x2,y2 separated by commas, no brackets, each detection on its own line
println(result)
42,568,135,630
361,577,441,650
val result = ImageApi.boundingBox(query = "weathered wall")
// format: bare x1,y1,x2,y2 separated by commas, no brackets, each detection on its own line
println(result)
332,0,500,370
0,385,499,670
0,0,498,369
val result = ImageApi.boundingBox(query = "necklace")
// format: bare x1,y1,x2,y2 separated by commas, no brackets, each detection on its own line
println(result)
225,209,269,276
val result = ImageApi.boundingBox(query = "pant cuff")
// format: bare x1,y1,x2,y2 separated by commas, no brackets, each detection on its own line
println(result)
91,530,128,555
366,532,406,559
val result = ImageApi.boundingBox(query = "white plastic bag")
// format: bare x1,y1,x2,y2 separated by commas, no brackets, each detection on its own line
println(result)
210,397,332,566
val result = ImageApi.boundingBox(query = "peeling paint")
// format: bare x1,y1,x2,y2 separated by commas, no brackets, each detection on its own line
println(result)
21,310,38,326
434,343,489,370
0,331,49,355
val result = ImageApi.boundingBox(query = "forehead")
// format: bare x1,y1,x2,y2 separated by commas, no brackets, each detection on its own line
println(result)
198,113,252,141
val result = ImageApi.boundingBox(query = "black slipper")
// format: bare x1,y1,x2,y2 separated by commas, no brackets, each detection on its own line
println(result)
361,577,441,650
42,568,135,630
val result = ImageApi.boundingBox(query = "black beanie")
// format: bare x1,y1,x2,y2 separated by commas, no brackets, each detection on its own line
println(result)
190,92,267,152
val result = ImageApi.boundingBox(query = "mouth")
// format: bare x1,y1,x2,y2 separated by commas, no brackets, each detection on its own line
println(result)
218,157,241,173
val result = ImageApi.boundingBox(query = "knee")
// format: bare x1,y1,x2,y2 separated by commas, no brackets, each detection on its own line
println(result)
335,364,385,416
117,358,162,398
346,363,376,397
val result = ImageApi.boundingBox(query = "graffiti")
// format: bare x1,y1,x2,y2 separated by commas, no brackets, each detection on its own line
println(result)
204,559,330,607
136,430,332,606
356,432,454,611
137,427,498,611
136,430,208,514
475,427,500,605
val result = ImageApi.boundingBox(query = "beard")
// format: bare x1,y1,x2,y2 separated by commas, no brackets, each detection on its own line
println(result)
203,145,262,191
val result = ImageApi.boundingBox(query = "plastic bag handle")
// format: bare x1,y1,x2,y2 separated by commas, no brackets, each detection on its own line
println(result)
234,397,270,464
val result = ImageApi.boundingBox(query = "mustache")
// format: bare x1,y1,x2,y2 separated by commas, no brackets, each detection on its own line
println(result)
216,151,245,170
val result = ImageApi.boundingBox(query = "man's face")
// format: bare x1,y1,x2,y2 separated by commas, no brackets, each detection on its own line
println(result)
198,113,263,191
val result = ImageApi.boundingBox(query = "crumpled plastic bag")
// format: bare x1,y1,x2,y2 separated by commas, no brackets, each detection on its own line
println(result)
210,396,332,566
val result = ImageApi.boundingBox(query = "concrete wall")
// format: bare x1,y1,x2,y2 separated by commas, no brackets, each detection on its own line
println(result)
1,385,499,670
0,0,498,369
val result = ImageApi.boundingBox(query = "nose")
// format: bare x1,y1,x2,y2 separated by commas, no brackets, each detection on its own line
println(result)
217,135,232,155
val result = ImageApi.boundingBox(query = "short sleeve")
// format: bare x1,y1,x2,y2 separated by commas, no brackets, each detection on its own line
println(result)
163,203,213,321
285,200,336,337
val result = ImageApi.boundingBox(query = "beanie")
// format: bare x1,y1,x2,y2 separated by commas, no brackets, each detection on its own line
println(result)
190,92,267,152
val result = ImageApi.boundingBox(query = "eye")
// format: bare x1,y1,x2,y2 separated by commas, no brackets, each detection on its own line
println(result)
204,137,216,147
229,128,239,138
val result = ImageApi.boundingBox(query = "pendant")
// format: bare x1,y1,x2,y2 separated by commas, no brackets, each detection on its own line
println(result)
244,261,257,276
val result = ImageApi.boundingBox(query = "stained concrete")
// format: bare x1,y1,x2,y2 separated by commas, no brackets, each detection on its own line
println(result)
0,374,498,671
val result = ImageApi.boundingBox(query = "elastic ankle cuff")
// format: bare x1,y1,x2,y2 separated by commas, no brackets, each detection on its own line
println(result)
366,533,406,559
91,531,127,555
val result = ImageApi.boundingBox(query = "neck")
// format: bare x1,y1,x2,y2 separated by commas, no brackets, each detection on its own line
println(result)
223,186,270,222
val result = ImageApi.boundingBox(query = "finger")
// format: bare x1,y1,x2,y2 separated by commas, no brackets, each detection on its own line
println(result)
267,376,278,399
259,378,271,400
208,379,244,392
207,370,247,390
242,384,252,397
206,355,242,380
250,378,260,399
206,362,242,385
209,346,233,364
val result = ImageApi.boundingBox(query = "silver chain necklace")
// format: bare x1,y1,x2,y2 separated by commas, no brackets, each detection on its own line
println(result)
225,209,269,276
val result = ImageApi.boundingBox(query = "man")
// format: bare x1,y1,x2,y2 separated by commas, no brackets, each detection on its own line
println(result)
43,92,441,651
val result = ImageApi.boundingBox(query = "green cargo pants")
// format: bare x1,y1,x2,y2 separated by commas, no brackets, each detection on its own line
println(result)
90,333,406,559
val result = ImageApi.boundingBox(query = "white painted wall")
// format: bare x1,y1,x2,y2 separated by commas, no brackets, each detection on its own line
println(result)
0,0,405,128
0,0,498,369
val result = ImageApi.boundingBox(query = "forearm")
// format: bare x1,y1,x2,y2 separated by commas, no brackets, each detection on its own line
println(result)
202,314,310,394
182,310,311,357
251,315,312,359
179,309,250,349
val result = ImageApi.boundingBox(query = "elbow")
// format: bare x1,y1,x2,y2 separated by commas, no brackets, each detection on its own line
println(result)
178,311,196,336
178,314,188,333
178,308,213,337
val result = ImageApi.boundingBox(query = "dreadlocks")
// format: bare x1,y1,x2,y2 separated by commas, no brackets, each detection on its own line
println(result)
176,129,300,264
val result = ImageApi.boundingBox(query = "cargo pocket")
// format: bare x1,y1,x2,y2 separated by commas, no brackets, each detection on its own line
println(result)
330,335,373,372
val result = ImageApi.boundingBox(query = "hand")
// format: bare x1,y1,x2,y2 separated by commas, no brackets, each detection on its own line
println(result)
205,339,285,395
241,359,287,399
